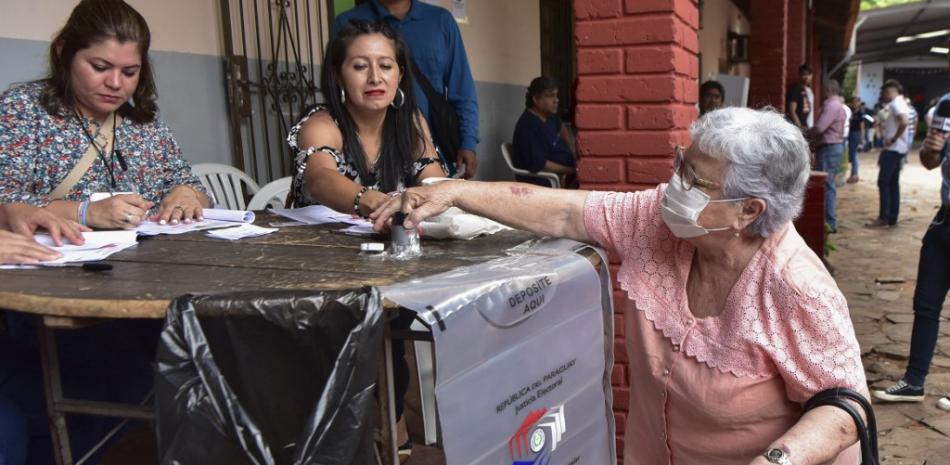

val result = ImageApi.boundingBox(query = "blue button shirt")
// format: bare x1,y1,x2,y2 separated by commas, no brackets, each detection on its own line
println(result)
333,0,479,155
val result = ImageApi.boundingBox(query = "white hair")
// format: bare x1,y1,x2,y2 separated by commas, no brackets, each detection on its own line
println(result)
690,107,811,237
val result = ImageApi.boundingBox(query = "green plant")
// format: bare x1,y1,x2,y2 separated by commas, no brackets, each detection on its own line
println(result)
860,0,918,11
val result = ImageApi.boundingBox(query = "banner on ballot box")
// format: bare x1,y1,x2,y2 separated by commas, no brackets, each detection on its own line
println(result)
380,239,616,465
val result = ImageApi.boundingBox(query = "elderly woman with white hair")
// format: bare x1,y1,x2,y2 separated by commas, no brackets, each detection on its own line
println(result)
372,107,867,465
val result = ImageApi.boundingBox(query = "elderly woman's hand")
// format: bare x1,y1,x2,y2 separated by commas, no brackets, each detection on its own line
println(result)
0,230,62,264
1,203,87,246
153,185,208,225
369,183,457,231
87,194,153,230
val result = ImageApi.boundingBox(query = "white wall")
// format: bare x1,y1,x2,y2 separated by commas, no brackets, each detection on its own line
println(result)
857,59,945,107
0,0,224,56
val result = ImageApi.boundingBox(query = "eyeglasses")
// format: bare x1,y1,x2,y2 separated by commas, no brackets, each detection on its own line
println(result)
674,146,720,191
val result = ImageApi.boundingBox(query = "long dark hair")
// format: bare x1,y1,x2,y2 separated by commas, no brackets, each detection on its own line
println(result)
321,20,426,192
39,0,158,123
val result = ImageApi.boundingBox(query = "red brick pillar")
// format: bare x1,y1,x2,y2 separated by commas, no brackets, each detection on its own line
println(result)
748,0,788,110
573,0,698,461
786,0,806,85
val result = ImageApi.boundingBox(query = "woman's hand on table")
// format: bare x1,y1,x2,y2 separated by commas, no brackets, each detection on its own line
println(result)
369,184,455,231
1,203,87,246
152,185,208,225
0,230,62,264
87,194,153,230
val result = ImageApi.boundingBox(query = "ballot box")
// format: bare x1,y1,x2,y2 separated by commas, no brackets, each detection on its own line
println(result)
382,239,617,465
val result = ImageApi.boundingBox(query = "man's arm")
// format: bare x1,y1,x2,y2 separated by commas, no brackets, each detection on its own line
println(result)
787,100,803,129
887,114,909,147
920,130,947,170
441,13,479,158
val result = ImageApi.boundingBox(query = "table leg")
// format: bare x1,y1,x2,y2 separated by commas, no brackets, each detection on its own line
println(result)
378,320,398,465
37,319,73,465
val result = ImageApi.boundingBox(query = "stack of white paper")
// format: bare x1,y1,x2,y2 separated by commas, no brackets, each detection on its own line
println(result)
269,205,368,226
206,224,278,240
33,230,138,265
135,219,237,236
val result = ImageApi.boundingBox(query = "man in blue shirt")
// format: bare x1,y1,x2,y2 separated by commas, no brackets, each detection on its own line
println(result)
512,77,576,187
873,42,950,407
333,0,479,178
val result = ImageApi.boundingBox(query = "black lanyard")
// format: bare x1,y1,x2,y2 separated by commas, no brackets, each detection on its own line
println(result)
77,112,127,189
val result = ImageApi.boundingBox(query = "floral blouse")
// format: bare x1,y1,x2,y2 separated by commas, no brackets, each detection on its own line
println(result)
0,82,207,206
287,105,443,207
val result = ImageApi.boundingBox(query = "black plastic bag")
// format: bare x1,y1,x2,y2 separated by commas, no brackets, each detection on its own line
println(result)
155,288,384,465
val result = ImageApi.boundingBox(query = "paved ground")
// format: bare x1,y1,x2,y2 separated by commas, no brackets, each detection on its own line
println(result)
830,147,948,465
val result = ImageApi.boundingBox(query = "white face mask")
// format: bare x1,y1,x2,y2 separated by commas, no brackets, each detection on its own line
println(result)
661,174,748,238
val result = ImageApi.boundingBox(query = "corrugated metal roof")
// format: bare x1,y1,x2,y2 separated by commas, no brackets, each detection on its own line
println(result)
854,0,950,63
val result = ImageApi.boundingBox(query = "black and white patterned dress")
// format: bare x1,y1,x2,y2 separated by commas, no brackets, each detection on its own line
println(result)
287,105,443,208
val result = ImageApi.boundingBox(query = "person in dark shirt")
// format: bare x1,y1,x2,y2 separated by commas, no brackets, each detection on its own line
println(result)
786,64,814,130
511,77,576,187
699,80,725,116
848,96,867,183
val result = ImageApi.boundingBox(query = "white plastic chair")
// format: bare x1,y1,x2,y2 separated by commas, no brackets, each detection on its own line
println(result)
500,143,561,188
247,176,292,210
191,163,260,210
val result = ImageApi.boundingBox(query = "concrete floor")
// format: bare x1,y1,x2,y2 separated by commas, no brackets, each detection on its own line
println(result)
830,146,949,465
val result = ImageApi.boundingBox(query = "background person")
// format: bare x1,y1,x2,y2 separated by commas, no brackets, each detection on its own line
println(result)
866,79,910,228
873,43,950,409
807,79,848,233
333,0,479,178
0,0,211,230
373,107,867,465
699,80,725,116
288,20,444,215
847,96,867,183
511,76,577,188
786,64,814,130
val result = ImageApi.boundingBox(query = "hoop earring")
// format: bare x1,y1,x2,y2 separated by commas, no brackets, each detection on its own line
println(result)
340,88,346,104
391,88,405,109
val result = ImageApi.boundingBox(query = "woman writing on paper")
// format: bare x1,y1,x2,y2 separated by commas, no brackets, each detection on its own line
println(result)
287,19,445,214
0,0,211,230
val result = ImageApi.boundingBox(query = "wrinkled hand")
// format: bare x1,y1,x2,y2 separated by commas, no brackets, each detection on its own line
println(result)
87,194,153,230
456,149,477,179
923,130,948,154
153,185,206,225
0,230,62,265
370,184,455,232
1,203,86,246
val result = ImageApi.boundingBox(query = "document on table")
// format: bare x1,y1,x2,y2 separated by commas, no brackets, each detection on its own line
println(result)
135,219,237,236
269,205,367,226
206,224,278,240
0,230,138,269
203,208,255,223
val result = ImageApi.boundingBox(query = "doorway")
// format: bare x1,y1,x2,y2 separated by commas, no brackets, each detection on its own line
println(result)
539,0,576,121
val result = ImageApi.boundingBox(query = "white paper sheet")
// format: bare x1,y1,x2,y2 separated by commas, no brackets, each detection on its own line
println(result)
135,219,237,236
0,231,139,269
206,224,278,240
203,208,255,223
339,224,376,236
269,205,366,226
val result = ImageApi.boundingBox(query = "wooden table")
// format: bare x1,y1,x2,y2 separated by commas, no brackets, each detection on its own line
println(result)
0,214,537,465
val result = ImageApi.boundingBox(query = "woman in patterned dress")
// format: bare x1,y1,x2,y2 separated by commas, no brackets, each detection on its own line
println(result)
373,107,870,465
288,20,445,214
0,0,210,231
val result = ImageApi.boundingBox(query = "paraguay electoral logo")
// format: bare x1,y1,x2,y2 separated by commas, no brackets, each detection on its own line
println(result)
508,405,566,465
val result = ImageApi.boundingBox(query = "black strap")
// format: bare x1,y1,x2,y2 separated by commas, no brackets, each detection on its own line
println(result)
803,387,879,465
408,58,443,104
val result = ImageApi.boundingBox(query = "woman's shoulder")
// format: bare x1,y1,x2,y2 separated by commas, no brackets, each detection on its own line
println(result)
1,81,49,117
761,225,845,311
289,106,342,151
